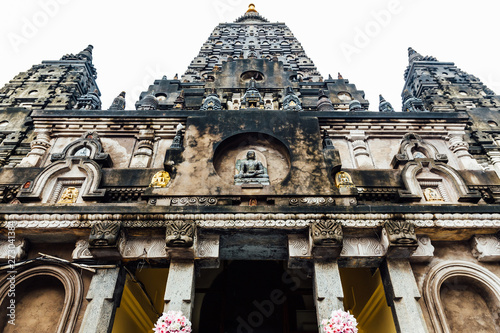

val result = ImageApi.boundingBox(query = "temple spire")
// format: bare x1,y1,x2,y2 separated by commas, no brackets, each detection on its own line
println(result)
234,3,269,22
78,45,93,62
378,94,394,112
408,47,423,64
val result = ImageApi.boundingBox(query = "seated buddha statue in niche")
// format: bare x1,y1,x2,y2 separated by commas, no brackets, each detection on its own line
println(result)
57,187,79,204
234,150,269,185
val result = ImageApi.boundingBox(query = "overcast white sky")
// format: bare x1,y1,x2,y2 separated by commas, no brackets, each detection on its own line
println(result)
1,0,499,111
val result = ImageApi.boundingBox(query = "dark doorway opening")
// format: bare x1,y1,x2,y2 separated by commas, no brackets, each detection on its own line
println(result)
195,260,317,333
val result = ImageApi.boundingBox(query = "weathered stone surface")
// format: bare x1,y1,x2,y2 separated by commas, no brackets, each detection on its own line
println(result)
288,234,311,268
313,260,344,326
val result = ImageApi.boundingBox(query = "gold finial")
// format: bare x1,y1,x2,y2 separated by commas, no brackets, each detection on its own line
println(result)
246,3,257,13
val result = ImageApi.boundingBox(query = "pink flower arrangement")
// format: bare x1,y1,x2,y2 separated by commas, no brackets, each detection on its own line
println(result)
321,309,358,333
153,311,192,333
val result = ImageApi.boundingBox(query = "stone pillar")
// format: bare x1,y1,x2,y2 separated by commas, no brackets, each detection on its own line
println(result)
17,129,51,167
380,259,428,333
313,260,344,327
130,129,155,168
347,130,373,168
164,260,195,319
446,131,482,170
79,268,125,333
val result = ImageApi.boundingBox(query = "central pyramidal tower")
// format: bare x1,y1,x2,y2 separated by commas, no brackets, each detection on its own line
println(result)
136,4,369,111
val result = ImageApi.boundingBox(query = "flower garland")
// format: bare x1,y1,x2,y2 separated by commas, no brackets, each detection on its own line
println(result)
321,309,358,333
153,311,192,333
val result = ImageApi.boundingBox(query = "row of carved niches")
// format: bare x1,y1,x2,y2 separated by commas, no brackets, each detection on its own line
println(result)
213,132,290,186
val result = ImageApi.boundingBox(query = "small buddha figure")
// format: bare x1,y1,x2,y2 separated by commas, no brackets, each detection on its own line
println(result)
335,171,355,188
423,188,444,202
234,150,269,185
58,187,79,204
149,171,171,188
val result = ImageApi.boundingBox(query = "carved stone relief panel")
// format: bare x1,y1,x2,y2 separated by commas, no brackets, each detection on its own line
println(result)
471,235,500,262
410,235,435,262
340,237,386,257
0,238,28,262
122,237,167,259
72,240,93,260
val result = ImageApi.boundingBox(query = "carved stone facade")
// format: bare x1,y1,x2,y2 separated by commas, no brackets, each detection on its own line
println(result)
1,4,500,333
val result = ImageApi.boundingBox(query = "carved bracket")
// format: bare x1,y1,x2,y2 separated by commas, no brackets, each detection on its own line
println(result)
165,220,195,259
310,220,343,259
88,221,124,259
381,221,418,258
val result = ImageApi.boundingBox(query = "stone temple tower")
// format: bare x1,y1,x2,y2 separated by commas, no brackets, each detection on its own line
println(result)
1,4,500,333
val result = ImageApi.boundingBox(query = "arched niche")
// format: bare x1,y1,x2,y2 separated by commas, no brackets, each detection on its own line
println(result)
18,131,108,203
423,261,500,333
0,263,83,333
213,132,291,185
17,158,105,203
50,131,110,165
392,133,448,168
398,159,480,203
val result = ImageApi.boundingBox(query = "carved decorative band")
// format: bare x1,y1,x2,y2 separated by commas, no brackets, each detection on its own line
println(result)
3,213,500,229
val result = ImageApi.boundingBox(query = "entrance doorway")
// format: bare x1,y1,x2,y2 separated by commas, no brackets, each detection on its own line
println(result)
194,261,317,333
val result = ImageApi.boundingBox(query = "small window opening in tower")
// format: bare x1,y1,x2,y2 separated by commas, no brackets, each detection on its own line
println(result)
241,70,265,82
338,92,352,101
155,93,167,102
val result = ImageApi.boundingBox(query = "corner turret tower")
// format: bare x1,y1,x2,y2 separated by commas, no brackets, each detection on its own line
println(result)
402,47,500,112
